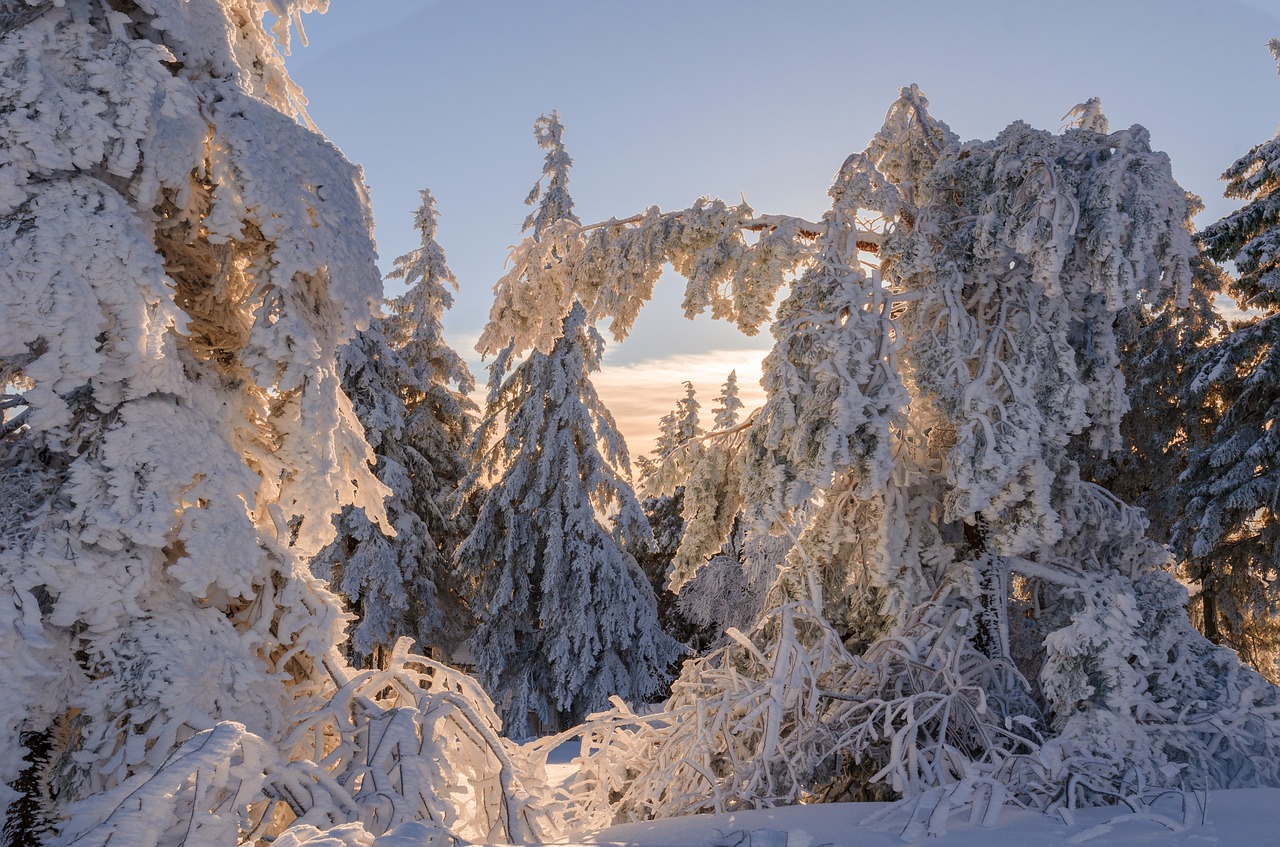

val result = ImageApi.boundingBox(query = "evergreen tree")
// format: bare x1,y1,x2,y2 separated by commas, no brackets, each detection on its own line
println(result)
0,0,386,828
674,518,780,649
459,305,681,736
459,115,680,737
640,372,759,594
570,86,1280,822
712,369,745,431
0,5,554,843
1176,312,1280,673
643,381,704,493
1178,43,1280,672
312,189,477,666
632,373,769,655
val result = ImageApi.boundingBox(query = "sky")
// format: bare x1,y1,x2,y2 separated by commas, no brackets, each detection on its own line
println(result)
281,0,1280,455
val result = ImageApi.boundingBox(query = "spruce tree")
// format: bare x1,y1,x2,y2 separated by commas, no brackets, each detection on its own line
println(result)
0,5,555,843
664,374,749,592
570,86,1280,822
0,0,388,830
458,114,680,736
633,372,768,654
712,369,746,431
313,189,477,666
1178,42,1280,673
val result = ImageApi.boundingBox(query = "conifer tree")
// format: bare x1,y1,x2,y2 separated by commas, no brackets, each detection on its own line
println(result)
1178,41,1280,674
712,369,745,431
0,0,385,827
458,114,680,736
634,372,769,653
570,86,1280,823
665,374,748,592
0,5,555,844
313,189,477,665
643,381,704,494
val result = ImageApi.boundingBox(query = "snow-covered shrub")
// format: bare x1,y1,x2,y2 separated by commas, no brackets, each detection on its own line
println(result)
55,639,559,845
569,571,854,826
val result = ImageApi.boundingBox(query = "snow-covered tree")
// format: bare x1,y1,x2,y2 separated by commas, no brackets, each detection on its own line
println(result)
459,305,681,737
459,115,680,737
1074,252,1226,547
1175,310,1280,674
0,4,552,844
0,0,379,821
643,380,703,488
712,369,745,431
1178,42,1280,674
568,85,1280,824
639,372,757,594
742,149,909,636
312,189,477,666
1062,101,1226,553
863,91,1279,797
633,373,776,654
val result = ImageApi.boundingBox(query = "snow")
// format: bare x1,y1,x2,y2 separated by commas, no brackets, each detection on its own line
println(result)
9,3,1280,844
574,790,1280,847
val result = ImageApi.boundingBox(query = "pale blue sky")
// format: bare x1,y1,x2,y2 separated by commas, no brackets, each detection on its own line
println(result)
283,0,1280,449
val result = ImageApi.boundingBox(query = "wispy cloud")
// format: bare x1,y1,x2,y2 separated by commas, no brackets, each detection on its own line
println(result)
593,348,771,458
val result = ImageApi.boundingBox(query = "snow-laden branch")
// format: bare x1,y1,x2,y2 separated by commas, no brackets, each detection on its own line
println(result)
478,195,893,358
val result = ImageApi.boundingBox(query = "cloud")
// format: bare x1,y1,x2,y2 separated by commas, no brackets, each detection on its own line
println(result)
451,336,772,463
593,348,771,458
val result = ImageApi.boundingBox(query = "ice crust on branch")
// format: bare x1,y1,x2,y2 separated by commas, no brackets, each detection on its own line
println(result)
479,199,824,358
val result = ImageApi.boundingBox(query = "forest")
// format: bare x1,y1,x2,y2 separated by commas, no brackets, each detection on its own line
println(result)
3,1,1280,845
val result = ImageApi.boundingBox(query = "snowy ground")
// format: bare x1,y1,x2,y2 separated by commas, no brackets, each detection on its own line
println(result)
529,738,1280,846
567,791,1280,846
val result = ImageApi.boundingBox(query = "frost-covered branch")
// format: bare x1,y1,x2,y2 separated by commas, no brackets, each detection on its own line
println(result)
478,194,893,358
58,639,561,845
